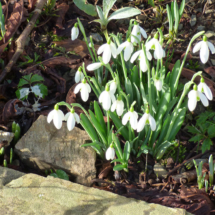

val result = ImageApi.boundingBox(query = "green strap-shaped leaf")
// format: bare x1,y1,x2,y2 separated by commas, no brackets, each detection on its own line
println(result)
131,66,139,87
179,0,185,20
81,142,104,157
113,164,126,171
108,7,141,21
89,110,108,146
174,0,179,34
112,133,123,159
94,101,106,135
155,141,175,160
158,114,171,146
74,0,97,17
167,107,186,141
133,83,141,110
96,5,106,25
166,4,173,32
123,141,131,162
80,113,99,142
140,82,148,106
125,77,133,105
109,112,129,140
163,97,179,121
164,72,171,85
103,0,116,19
170,59,180,99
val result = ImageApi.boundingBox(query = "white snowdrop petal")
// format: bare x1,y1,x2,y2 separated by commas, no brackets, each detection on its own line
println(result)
47,110,55,123
110,42,117,58
145,40,153,51
131,25,140,43
149,115,156,131
203,83,213,100
200,42,209,64
155,80,162,91
199,92,209,107
74,83,82,94
124,44,132,61
75,71,80,83
137,114,148,132
140,59,148,72
146,50,152,61
71,27,79,41
67,114,75,131
122,112,130,125
81,85,89,102
188,90,197,99
58,110,65,121
97,44,107,55
111,101,117,112
117,42,127,54
86,83,91,93
87,62,102,71
99,91,106,103
102,93,111,110
188,95,197,111
139,26,147,39
207,41,215,54
129,113,138,130
64,112,70,121
130,50,141,63
106,147,115,160
102,46,112,64
155,41,163,59
110,82,117,94
53,113,62,129
198,82,204,92
74,113,80,123
193,41,203,53
109,92,116,103
117,101,124,116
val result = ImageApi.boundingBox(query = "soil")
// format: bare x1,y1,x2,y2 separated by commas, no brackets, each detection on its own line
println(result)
1,0,215,214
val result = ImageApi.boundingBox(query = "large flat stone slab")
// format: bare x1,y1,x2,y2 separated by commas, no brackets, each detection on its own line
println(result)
15,115,96,186
0,171,191,215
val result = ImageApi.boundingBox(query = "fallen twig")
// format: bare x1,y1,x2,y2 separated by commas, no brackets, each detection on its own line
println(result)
0,0,47,83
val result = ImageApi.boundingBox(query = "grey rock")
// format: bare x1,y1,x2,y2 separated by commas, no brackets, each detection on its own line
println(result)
0,166,24,188
153,163,168,178
91,33,103,43
0,172,192,215
190,15,196,27
15,115,96,186
205,31,215,38
197,25,205,31
0,130,14,145
211,59,215,66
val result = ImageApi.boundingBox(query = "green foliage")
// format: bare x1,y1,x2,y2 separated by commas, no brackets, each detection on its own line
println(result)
0,2,5,39
49,169,69,181
16,73,48,101
73,0,97,17
187,111,215,153
186,60,200,70
18,53,41,67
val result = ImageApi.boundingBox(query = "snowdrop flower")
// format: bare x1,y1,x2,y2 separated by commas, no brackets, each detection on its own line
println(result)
74,78,91,102
110,79,117,94
198,78,213,100
64,108,80,131
106,143,115,160
193,35,215,64
131,21,147,44
97,38,117,64
47,104,64,129
71,23,79,41
99,85,116,111
188,84,209,112
137,108,156,132
117,38,134,61
122,106,138,130
130,49,152,73
146,33,165,60
87,62,102,71
154,78,162,91
75,67,84,83
111,96,124,116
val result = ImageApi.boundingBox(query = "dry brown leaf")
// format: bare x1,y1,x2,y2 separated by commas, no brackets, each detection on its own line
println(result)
55,3,69,29
204,66,215,80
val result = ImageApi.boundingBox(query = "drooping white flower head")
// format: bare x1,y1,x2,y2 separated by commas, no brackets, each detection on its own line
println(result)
74,79,91,102
122,106,138,130
97,38,117,64
87,62,102,71
193,35,215,64
71,23,79,41
131,21,147,44
154,78,162,91
130,49,152,73
110,79,117,94
188,84,209,111
106,143,115,160
64,108,80,131
75,67,84,83
198,78,213,101
146,33,165,60
99,84,116,111
111,96,124,116
47,104,64,129
137,108,156,132
117,38,134,61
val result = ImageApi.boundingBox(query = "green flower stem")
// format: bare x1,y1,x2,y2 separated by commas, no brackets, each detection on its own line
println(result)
105,63,116,80
165,71,202,140
103,29,109,41
142,44,153,116
139,61,142,82
156,59,160,77
120,91,130,110
58,101,72,110
82,63,99,98
174,31,205,91
90,36,98,62
77,18,95,62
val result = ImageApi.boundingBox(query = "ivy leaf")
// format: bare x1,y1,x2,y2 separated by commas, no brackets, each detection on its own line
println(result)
22,74,32,81
17,78,29,87
189,134,204,143
208,125,215,138
148,0,155,7
50,170,69,181
202,138,213,153
15,88,30,100
187,126,201,134
30,74,44,84
32,84,48,98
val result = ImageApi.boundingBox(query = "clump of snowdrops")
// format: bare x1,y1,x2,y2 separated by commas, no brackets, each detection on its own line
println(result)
48,16,214,172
